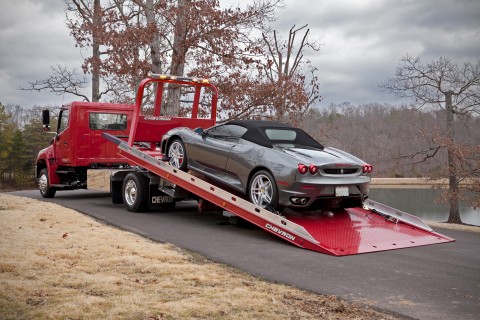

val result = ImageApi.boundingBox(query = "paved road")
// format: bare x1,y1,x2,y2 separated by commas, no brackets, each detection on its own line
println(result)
10,190,480,320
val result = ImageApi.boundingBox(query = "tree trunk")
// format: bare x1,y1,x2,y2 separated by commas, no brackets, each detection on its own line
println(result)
445,91,462,223
145,0,162,74
91,0,101,102
165,0,189,116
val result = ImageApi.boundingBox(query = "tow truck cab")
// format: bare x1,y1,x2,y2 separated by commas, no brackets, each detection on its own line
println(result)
35,75,218,199
35,102,135,191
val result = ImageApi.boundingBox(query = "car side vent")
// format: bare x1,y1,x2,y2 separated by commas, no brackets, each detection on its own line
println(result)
323,168,358,174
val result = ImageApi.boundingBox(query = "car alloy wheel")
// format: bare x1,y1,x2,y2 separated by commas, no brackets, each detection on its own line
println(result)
168,139,187,170
248,170,278,209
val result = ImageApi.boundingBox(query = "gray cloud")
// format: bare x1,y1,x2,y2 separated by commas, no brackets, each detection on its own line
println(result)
271,0,480,106
0,0,83,107
1,0,479,108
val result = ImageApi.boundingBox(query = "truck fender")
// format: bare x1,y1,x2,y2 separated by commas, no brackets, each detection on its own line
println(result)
36,146,61,185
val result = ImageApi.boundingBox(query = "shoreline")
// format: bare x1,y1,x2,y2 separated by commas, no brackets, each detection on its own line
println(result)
370,177,476,188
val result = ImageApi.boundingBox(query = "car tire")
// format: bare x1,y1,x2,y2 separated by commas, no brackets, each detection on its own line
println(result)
167,139,187,171
122,172,149,212
38,168,56,198
248,170,279,210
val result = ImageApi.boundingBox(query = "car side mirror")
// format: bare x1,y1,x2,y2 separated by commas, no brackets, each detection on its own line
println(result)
42,110,50,132
194,127,204,135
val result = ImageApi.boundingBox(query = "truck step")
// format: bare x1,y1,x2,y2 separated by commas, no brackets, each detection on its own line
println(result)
158,186,176,197
56,170,75,174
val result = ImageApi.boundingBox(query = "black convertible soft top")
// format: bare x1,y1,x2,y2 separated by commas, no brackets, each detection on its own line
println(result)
228,119,324,149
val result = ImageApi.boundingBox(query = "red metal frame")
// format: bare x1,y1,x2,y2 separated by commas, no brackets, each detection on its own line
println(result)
128,75,218,147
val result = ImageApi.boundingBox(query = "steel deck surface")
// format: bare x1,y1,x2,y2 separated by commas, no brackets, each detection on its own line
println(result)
285,207,455,256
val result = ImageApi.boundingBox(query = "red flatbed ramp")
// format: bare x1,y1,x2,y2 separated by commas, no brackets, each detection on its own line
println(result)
286,206,455,256
104,133,455,256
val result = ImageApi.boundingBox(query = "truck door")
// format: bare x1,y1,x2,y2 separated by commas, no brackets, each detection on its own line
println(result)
88,112,128,161
55,109,71,164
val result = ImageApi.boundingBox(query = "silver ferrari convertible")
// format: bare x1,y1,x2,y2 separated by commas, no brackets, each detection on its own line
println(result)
161,120,372,211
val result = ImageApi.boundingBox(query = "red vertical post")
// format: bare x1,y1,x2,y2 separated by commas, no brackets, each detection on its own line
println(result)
192,86,201,118
153,82,164,116
129,78,151,146
210,86,217,122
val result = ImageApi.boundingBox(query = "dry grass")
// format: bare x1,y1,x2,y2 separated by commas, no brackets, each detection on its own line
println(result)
0,193,398,320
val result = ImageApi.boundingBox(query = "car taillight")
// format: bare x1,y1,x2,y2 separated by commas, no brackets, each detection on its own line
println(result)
362,164,373,173
298,163,308,174
309,164,318,174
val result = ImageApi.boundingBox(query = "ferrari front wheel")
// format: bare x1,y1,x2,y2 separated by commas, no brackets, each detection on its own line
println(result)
167,139,187,171
248,170,279,210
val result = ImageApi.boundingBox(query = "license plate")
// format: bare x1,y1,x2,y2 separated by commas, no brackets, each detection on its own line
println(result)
335,186,349,197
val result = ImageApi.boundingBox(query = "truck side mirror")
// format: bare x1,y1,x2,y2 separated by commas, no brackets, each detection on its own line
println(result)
42,110,50,131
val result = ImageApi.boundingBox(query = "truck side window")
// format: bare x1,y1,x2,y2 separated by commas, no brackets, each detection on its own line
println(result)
89,113,127,130
58,110,70,133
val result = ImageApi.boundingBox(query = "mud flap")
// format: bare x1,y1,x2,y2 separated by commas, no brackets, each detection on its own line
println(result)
110,171,129,204
148,184,175,210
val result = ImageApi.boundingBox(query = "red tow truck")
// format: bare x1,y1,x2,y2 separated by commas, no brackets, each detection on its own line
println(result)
36,73,454,255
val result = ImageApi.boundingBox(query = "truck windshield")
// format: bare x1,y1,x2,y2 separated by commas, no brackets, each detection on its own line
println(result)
58,109,70,133
89,113,127,130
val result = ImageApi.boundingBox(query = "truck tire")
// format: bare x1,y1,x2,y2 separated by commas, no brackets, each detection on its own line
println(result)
38,168,56,198
122,172,149,212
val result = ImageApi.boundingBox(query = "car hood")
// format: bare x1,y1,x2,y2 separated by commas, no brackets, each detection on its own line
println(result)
276,146,362,166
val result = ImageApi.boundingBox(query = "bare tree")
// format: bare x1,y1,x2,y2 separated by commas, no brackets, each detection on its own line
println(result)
66,0,112,102
162,0,282,116
261,24,321,123
380,55,480,223
20,65,90,101
163,0,189,115
22,0,118,102
23,0,286,112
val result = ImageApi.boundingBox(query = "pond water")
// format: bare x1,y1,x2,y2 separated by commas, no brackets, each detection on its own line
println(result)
369,188,480,226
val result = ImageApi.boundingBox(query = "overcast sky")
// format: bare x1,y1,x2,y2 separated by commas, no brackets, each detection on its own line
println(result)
1,0,479,109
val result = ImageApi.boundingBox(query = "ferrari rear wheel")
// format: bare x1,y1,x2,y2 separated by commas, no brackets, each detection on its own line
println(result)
248,170,278,210
167,139,187,171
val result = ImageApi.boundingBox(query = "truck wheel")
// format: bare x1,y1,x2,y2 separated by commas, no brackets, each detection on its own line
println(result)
38,168,56,198
122,172,149,212
167,139,187,170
